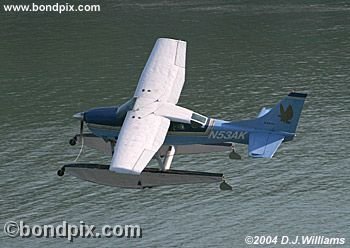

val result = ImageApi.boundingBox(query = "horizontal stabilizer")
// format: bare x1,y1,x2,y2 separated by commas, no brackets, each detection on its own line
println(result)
248,132,284,158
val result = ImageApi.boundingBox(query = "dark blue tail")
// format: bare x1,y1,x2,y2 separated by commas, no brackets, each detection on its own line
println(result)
231,92,307,158
235,92,307,134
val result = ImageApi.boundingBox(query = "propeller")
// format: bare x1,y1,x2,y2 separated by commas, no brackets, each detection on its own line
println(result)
79,118,84,136
73,113,85,162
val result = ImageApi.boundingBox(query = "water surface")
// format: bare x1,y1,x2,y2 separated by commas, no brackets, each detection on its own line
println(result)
1,1,349,247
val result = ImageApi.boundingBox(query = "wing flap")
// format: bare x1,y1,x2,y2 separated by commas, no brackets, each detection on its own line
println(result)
175,40,186,68
248,132,284,158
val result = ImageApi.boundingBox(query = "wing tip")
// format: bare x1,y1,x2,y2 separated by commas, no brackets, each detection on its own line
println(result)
157,37,187,44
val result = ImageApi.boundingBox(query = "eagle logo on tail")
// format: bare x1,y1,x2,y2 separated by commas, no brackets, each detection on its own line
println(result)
279,104,293,123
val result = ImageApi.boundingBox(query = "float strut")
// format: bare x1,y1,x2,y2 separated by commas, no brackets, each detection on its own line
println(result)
162,146,175,171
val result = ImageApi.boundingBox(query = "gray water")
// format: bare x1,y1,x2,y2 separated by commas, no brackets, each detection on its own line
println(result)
1,1,349,247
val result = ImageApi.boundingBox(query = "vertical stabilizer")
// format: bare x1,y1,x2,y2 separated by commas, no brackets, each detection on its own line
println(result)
258,92,307,133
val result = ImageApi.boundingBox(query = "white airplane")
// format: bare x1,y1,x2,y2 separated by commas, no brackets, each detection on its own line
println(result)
58,38,307,190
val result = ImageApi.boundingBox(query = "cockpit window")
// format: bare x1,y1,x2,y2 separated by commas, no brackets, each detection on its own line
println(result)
125,97,136,110
116,97,136,119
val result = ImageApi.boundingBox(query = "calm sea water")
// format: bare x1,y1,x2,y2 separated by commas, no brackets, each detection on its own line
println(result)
1,1,349,247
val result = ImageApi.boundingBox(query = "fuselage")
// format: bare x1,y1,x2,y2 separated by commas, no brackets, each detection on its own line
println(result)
82,106,253,147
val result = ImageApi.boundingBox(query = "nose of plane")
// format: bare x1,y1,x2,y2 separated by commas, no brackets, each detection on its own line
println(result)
82,107,118,126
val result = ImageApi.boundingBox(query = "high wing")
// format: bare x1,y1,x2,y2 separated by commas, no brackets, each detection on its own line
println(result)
134,38,186,104
109,38,187,175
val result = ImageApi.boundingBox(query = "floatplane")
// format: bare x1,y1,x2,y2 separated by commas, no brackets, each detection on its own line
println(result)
58,38,307,190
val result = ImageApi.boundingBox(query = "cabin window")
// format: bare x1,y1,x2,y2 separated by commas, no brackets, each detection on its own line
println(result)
169,120,208,133
171,123,185,131
191,113,207,126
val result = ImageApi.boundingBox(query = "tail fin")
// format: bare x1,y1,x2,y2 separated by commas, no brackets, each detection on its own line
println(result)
259,92,307,133
232,92,307,158
235,92,307,134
